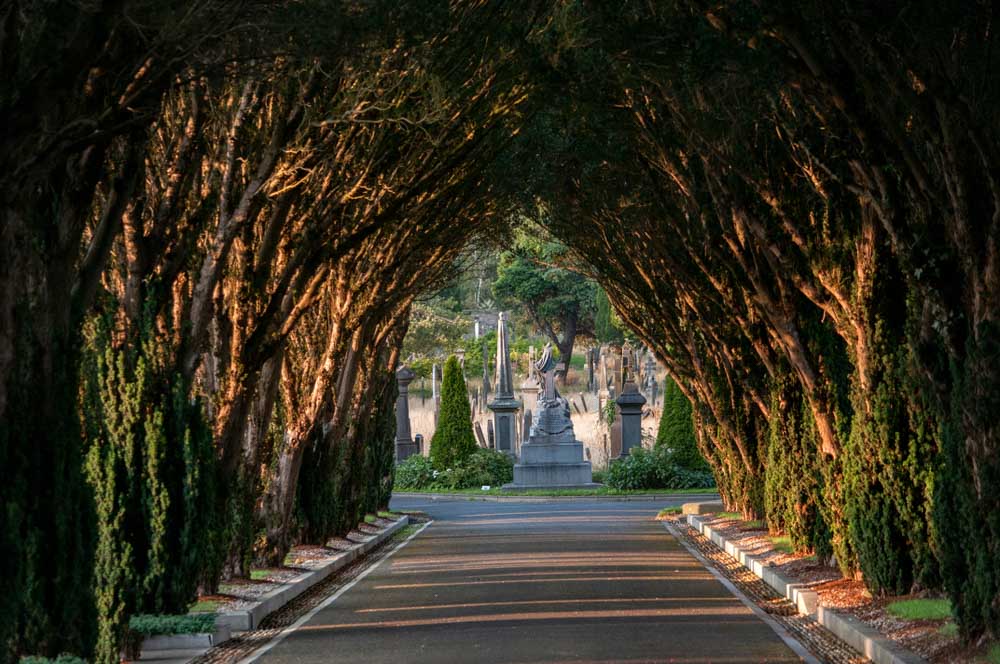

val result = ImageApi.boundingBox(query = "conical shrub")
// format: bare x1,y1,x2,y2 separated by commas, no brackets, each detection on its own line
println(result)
429,356,477,470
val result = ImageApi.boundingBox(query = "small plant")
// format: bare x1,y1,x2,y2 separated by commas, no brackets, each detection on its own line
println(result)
20,656,88,664
396,448,512,490
885,599,952,621
606,446,716,490
128,613,217,636
655,506,681,519
394,455,436,489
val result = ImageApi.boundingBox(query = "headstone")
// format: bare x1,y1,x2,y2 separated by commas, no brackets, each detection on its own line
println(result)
414,433,424,455
616,381,647,458
487,419,495,449
488,312,520,455
586,348,596,393
474,421,487,448
503,342,597,489
394,365,419,462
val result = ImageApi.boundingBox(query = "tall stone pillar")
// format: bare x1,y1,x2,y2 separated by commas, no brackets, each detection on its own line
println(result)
394,365,419,462
616,381,647,458
488,312,520,455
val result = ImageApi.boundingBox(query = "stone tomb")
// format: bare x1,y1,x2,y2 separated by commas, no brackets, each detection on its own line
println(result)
504,343,598,489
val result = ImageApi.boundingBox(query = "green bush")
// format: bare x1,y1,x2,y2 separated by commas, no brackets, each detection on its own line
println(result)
394,449,513,490
429,356,478,470
655,376,708,471
606,447,715,490
20,656,88,664
394,455,436,489
127,614,216,636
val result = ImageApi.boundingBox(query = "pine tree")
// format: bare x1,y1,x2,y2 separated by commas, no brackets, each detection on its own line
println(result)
655,376,708,471
429,356,477,470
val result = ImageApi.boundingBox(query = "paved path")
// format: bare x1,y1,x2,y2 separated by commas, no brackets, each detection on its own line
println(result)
254,497,803,664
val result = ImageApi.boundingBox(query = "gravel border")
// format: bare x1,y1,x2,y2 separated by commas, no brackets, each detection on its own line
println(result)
184,520,429,664
664,518,868,664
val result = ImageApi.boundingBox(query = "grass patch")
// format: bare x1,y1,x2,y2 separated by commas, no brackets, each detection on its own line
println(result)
937,622,958,638
987,644,1000,664
718,511,742,519
655,506,681,520
770,535,794,553
886,598,952,621
377,510,399,519
364,515,377,524
249,569,271,581
395,486,717,497
395,524,421,539
188,600,219,613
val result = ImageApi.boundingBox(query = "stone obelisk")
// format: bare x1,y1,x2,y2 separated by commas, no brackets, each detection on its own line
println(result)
488,312,519,455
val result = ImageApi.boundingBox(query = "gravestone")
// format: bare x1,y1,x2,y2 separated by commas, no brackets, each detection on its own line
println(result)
488,312,519,455
394,365,419,462
504,343,598,489
616,381,647,458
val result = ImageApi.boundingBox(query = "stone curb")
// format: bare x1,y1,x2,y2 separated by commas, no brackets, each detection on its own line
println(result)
141,626,231,652
685,511,926,664
215,516,410,632
392,491,719,503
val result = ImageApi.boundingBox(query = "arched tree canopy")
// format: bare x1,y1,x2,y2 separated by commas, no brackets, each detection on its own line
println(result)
1,1,999,661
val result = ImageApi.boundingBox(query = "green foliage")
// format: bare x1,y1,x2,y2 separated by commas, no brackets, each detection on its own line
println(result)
606,447,716,490
885,598,951,621
81,317,223,664
934,321,1000,641
493,226,597,369
594,288,624,344
127,614,216,636
394,455,437,489
655,376,707,471
845,337,939,596
19,656,88,664
429,356,477,470
396,449,513,490
763,381,831,558
1,324,96,662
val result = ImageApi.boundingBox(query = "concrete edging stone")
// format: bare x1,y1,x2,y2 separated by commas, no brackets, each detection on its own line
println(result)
214,515,410,632
138,516,408,663
685,509,925,664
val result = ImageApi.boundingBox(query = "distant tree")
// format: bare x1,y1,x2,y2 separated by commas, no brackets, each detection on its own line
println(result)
594,288,624,344
429,356,478,469
493,229,595,382
655,376,707,471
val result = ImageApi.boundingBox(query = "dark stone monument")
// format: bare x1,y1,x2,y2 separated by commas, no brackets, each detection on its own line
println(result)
394,365,419,462
488,312,520,455
616,381,647,458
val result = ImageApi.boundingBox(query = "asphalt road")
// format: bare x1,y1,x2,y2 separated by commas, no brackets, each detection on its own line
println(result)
253,497,803,664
